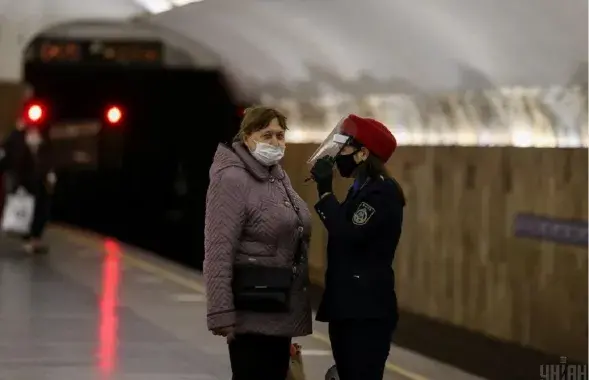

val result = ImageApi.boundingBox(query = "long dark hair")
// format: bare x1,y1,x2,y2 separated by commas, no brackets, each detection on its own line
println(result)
360,154,391,180
348,137,391,181
356,147,406,205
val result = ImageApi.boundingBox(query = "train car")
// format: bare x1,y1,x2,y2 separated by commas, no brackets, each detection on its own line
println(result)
21,53,249,268
23,38,248,175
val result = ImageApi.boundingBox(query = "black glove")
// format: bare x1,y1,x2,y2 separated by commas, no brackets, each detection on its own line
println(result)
310,156,334,196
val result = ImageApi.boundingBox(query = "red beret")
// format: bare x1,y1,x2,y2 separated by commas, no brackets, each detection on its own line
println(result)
340,114,397,162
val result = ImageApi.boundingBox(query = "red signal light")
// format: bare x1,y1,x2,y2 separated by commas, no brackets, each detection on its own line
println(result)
238,106,250,117
105,106,123,125
24,102,45,124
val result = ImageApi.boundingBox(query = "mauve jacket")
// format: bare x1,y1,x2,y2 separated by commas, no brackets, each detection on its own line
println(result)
204,142,313,337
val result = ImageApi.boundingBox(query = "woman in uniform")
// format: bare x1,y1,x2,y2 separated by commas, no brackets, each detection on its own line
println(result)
309,114,405,380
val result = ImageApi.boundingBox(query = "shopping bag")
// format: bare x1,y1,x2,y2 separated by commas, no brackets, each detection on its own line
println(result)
1,188,35,234
286,343,306,380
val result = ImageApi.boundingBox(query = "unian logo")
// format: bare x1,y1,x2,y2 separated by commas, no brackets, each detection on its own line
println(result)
540,357,588,380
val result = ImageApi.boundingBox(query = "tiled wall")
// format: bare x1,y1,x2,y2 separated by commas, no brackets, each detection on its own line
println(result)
282,144,588,361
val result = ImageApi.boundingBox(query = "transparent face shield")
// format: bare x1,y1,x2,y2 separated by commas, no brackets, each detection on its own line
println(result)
306,115,358,166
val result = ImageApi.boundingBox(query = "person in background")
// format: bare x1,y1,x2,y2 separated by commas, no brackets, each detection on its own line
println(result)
0,84,35,214
0,121,56,253
309,114,406,380
204,106,313,380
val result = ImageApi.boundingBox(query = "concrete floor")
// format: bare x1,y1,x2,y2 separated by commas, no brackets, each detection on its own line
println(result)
0,225,486,380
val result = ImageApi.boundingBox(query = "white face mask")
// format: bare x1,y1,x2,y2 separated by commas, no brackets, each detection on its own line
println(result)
25,131,42,147
250,141,285,166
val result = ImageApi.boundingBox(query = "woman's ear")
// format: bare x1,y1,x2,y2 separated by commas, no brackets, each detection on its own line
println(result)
243,134,254,151
358,147,370,162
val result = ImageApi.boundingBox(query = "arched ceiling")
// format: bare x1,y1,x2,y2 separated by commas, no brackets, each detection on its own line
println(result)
1,0,587,97
145,0,587,96
39,20,221,67
0,0,144,24
0,0,145,50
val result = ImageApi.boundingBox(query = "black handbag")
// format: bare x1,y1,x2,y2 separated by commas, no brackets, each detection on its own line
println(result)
232,261,299,313
232,181,305,313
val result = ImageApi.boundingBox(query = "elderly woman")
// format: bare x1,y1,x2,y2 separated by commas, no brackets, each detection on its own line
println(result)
204,106,313,380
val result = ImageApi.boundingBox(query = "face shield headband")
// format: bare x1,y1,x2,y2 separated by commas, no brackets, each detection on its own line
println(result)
303,133,352,182
307,122,358,165
305,115,364,181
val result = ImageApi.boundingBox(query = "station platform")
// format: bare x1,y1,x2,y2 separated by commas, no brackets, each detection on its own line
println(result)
0,225,486,380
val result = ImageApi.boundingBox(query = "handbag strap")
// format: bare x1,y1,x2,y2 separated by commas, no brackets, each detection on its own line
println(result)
279,180,305,273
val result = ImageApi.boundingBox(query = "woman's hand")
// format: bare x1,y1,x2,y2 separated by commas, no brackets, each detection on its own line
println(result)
211,325,236,343
310,156,334,196
46,172,57,193
15,119,25,131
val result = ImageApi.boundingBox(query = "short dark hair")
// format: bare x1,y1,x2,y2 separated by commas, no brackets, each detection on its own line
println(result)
233,106,288,142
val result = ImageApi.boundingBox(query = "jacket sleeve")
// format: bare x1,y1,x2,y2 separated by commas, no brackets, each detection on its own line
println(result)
203,168,247,330
314,190,402,245
43,139,57,178
0,130,16,174
0,140,7,174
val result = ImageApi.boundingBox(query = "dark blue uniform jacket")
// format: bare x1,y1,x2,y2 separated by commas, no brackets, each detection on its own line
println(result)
314,176,405,322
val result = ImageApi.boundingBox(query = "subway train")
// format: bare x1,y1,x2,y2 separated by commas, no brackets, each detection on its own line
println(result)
19,61,245,268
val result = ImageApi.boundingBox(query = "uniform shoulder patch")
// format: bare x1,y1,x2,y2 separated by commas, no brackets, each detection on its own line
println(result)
352,202,376,226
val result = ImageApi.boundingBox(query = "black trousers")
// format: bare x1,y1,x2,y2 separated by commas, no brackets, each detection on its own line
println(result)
328,319,396,380
228,333,291,380
26,185,51,239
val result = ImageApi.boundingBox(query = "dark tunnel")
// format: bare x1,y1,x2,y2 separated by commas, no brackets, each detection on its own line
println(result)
24,62,242,270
